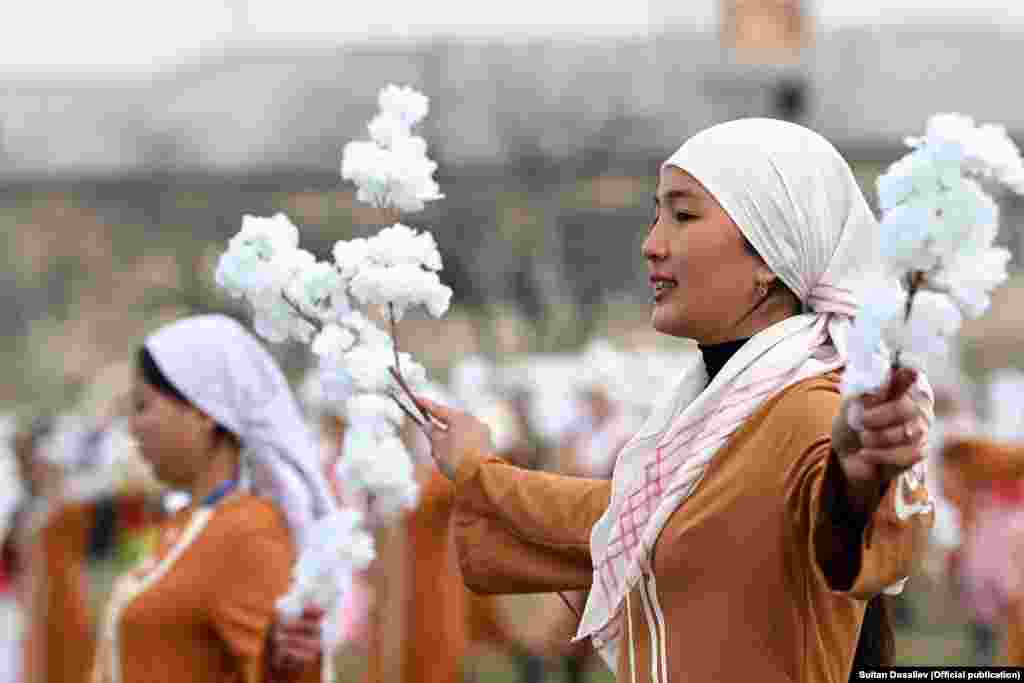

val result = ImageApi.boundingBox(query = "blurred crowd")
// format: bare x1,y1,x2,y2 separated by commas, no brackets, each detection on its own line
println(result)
4,334,1024,682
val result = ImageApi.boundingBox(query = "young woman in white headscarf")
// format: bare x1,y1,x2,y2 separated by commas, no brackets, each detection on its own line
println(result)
52,314,337,683
396,119,937,682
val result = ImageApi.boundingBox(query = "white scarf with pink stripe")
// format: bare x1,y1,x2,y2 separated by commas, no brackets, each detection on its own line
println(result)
575,119,899,668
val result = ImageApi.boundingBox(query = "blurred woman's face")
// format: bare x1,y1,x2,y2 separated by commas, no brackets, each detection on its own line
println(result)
129,376,210,489
642,166,767,344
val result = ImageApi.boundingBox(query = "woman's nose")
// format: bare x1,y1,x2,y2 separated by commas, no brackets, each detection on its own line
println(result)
127,415,143,440
642,225,668,262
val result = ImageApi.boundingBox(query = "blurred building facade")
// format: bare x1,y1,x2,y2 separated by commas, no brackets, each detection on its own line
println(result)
1,22,1023,409
1,23,1022,178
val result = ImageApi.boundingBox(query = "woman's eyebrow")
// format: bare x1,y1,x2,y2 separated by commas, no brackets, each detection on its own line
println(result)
654,189,698,205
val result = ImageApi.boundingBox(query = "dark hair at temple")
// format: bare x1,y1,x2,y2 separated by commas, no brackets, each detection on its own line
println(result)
137,346,191,405
136,346,237,444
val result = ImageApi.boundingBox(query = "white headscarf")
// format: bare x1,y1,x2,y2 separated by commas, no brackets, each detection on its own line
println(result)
575,119,933,666
145,314,336,544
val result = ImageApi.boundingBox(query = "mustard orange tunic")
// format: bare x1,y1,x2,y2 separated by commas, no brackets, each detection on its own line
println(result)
452,372,933,682
91,493,320,683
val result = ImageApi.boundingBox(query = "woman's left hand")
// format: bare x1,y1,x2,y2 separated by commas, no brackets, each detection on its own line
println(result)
832,366,930,512
269,606,324,672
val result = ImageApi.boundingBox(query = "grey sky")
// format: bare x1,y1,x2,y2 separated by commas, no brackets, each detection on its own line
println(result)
5,0,1022,72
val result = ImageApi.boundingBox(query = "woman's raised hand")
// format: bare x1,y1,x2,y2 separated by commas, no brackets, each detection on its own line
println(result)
411,396,494,481
832,366,931,509
270,606,324,672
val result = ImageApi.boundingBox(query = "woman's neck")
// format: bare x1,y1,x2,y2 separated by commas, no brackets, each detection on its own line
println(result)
188,442,241,505
707,287,801,345
698,338,751,385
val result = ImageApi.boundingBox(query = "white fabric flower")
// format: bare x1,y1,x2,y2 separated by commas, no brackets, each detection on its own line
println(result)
907,114,1024,194
365,224,443,271
311,324,356,360
843,278,904,396
277,507,375,627
378,84,429,130
970,123,1024,192
216,215,304,298
313,362,358,409
339,311,393,348
343,343,427,395
216,214,302,297
878,158,997,274
340,87,443,214
368,112,407,149
284,261,349,323
930,244,1012,319
345,394,404,433
885,291,962,365
341,139,443,213
348,262,452,320
251,291,316,344
336,428,420,525
341,141,393,206
333,238,371,281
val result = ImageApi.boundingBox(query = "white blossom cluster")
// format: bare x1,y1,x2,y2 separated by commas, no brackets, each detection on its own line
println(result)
341,85,443,212
220,85,454,636
304,358,422,528
276,507,376,647
333,223,452,321
216,213,349,344
843,113,1022,396
336,423,420,525
216,219,443,405
904,113,1024,194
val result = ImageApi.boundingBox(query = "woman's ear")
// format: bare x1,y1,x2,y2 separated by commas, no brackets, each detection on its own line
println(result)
753,263,777,294
188,406,219,442
754,261,775,282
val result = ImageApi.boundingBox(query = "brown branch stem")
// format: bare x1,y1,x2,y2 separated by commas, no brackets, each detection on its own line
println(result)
280,291,324,332
891,270,926,372
388,393,426,427
389,303,402,375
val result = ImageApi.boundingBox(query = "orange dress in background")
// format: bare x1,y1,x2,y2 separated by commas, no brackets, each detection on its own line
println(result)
22,502,97,683
452,372,933,682
363,465,526,683
363,466,466,683
942,437,1024,665
85,493,320,683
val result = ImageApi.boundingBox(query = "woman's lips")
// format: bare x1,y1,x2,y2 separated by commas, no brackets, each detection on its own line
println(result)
650,276,678,303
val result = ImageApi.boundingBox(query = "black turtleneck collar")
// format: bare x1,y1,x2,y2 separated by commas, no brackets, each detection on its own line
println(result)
698,338,751,385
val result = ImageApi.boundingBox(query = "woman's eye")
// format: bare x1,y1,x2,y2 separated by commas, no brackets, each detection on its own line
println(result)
675,211,695,222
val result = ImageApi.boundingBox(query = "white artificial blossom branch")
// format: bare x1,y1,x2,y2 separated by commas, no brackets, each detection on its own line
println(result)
216,84,455,652
843,113,1022,398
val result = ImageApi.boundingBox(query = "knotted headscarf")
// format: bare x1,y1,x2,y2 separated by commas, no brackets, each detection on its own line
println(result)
145,314,336,544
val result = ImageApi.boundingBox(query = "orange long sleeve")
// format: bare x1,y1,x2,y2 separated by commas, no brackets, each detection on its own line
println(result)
452,454,609,595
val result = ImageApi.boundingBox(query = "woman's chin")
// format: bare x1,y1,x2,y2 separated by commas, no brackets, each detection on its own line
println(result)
650,306,688,338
